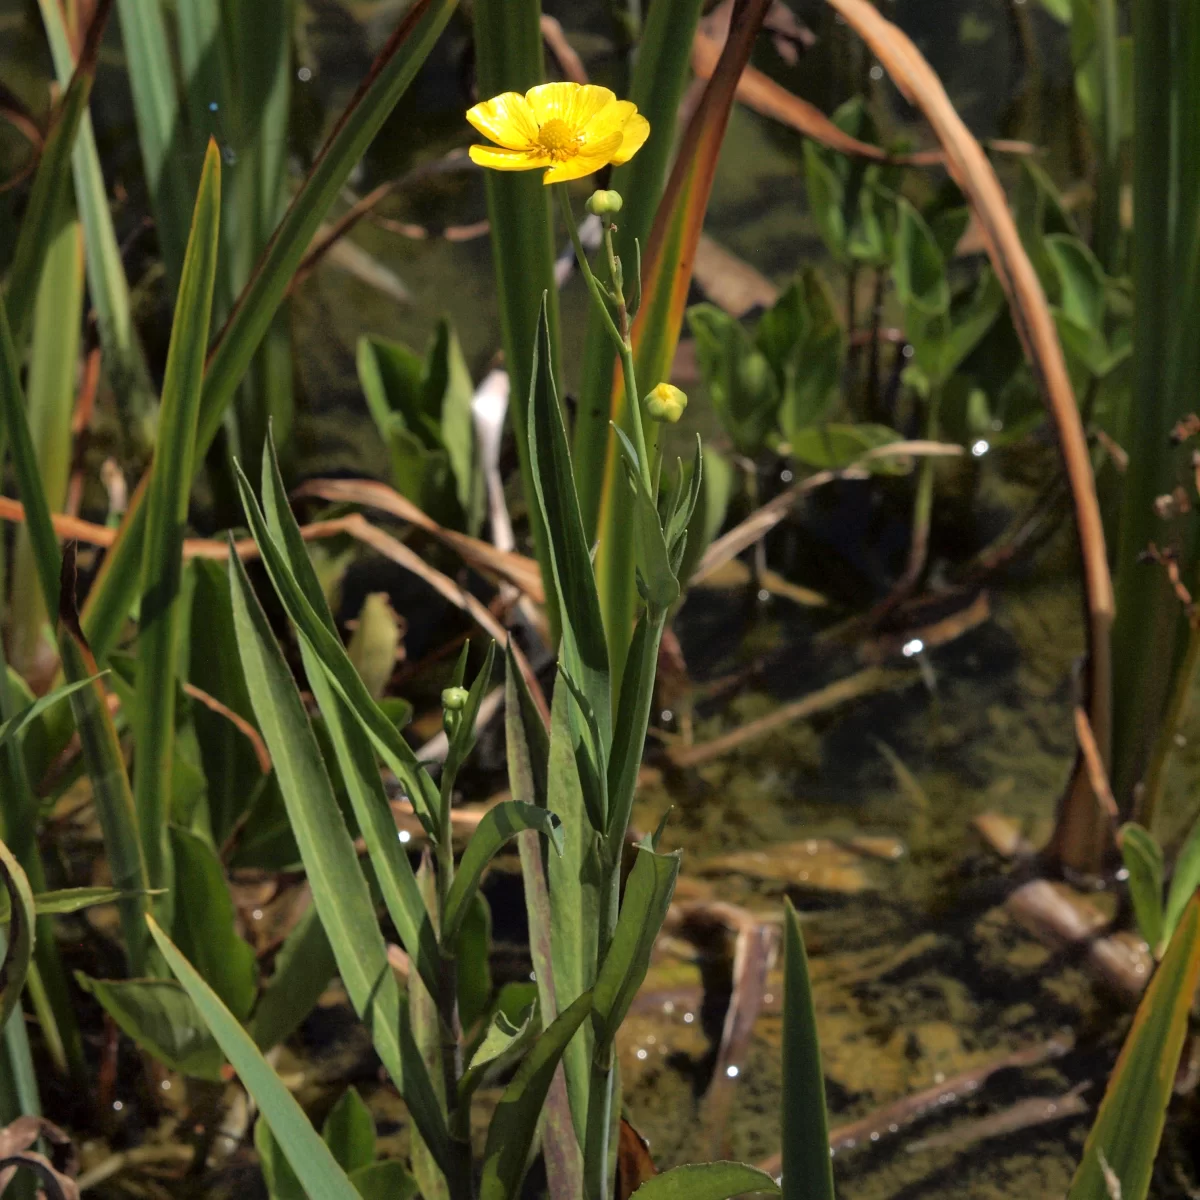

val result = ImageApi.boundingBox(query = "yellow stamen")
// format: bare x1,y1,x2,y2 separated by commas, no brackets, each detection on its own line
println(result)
537,118,579,159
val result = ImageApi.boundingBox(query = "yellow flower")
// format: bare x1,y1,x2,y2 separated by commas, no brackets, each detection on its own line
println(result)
467,83,650,185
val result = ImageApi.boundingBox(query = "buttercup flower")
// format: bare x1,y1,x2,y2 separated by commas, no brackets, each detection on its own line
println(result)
644,383,688,424
467,83,650,185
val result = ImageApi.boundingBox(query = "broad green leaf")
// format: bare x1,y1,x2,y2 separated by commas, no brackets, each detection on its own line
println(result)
253,435,439,996
631,1162,781,1199
1068,896,1200,1200
788,424,906,472
1046,234,1108,331
478,990,594,1200
1162,810,1200,952
0,678,104,751
346,594,402,701
349,1161,419,1200
1038,0,1071,22
442,802,563,947
781,900,834,1200
148,916,360,1199
1118,824,1165,952
32,887,151,916
248,901,337,1052
527,300,612,747
76,974,224,1081
0,840,36,1033
81,0,461,662
593,847,680,1051
459,1004,537,1103
456,892,493,1035
3,0,109,349
803,143,847,262
134,140,222,900
323,1087,376,1175
894,200,949,317
544,683,601,1143
257,1115,307,1200
227,549,449,1170
168,827,257,1022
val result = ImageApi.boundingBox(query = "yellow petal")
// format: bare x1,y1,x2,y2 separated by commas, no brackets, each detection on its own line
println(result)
541,152,614,185
466,92,538,150
526,82,616,133
469,144,549,172
610,113,650,165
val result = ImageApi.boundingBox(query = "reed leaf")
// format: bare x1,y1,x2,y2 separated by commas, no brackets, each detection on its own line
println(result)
0,841,36,1034
134,140,221,900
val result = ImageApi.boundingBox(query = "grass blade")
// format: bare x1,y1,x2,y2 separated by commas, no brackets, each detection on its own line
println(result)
80,0,460,661
0,841,36,1033
630,1163,781,1199
147,915,361,1200
36,0,157,443
572,0,707,535
1067,895,1200,1200
1118,824,1165,953
134,139,222,898
3,0,112,351
9,204,83,677
478,990,594,1200
780,899,833,1200
227,548,450,1168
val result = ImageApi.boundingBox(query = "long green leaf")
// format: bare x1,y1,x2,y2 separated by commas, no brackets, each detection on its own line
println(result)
254,435,440,996
631,1163,782,1199
442,802,563,947
234,450,440,830
37,0,157,442
780,900,833,1200
10,203,83,676
134,139,222,897
0,842,35,1034
528,299,611,747
3,0,112,350
0,679,101,750
478,990,594,1200
1118,823,1165,952
81,0,460,661
572,0,707,535
349,1162,420,1200
592,847,679,1052
148,915,361,1200
1067,894,1200,1200
227,548,450,1169
32,887,153,917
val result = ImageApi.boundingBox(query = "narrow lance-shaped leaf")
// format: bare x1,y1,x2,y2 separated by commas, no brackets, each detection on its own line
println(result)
255,433,440,997
478,990,594,1200
0,678,104,750
781,899,834,1200
1067,895,1200,1200
441,802,564,947
148,916,362,1200
134,139,222,898
3,0,113,349
1163,811,1200,951
226,548,451,1172
81,0,460,664
592,847,680,1051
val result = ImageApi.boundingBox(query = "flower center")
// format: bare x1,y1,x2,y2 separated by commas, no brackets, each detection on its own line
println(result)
537,118,579,159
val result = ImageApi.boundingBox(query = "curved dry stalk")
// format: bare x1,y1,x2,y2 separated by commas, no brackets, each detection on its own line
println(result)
824,0,1114,875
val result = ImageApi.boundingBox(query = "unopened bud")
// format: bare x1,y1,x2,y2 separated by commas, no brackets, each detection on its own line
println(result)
441,686,469,712
586,189,623,217
644,382,687,423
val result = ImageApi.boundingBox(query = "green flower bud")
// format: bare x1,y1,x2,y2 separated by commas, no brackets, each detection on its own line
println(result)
586,189,623,217
644,382,688,424
441,686,470,712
